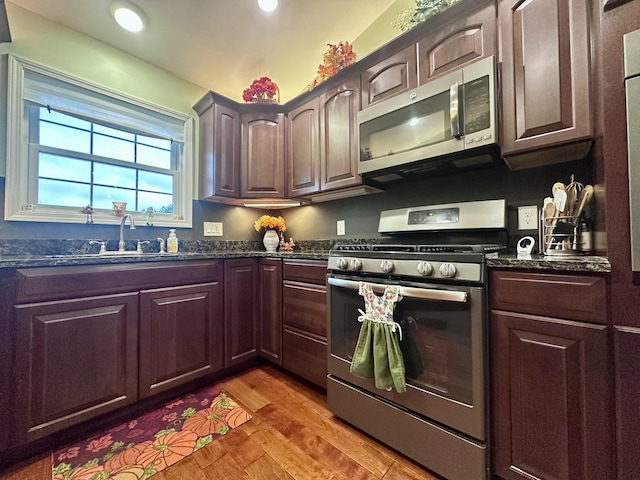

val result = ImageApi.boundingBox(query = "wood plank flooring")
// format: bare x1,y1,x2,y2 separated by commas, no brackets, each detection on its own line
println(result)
0,365,442,480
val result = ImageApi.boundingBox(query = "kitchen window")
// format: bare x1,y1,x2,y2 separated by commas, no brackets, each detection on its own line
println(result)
4,54,193,227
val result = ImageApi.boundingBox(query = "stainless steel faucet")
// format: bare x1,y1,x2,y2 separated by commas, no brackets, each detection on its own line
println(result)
119,214,136,252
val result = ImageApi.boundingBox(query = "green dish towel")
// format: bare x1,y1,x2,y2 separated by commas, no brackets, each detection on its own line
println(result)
349,283,406,393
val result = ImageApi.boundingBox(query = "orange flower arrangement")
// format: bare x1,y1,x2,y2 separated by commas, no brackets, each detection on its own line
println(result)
309,41,357,90
254,215,286,233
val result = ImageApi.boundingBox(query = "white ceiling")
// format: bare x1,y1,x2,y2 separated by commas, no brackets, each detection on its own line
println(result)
8,0,398,102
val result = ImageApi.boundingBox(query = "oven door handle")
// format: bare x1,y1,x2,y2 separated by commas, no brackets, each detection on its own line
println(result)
327,278,468,303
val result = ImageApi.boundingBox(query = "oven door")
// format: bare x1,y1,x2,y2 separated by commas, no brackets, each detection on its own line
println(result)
327,274,487,441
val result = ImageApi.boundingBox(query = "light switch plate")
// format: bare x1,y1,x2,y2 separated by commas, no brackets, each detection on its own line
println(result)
337,220,346,236
204,222,223,236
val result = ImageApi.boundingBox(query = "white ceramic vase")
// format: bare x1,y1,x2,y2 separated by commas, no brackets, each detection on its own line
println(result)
263,229,279,252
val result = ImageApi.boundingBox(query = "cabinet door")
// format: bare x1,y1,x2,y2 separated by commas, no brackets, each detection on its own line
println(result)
320,78,362,191
417,1,496,83
139,280,224,399
499,0,592,168
259,259,282,364
491,311,614,480
287,97,320,197
198,102,241,199
360,46,418,108
241,112,286,198
13,293,138,443
224,259,258,366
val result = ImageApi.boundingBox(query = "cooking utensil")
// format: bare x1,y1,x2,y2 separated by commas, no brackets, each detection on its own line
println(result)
552,182,567,213
543,201,558,251
574,184,594,218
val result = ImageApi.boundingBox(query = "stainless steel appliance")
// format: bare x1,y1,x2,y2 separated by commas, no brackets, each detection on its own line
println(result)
327,199,506,480
625,29,640,281
357,56,498,184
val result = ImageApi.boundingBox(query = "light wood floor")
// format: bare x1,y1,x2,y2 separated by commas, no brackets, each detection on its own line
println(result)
0,365,441,480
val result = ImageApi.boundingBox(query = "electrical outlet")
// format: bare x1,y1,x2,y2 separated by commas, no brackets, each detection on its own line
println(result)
337,220,346,236
203,222,223,236
518,206,538,230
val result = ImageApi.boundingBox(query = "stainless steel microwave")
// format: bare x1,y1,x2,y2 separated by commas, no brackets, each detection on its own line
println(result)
358,56,498,183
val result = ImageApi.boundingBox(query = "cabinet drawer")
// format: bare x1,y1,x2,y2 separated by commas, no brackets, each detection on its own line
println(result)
283,281,326,336
283,259,327,284
490,270,606,324
283,328,327,388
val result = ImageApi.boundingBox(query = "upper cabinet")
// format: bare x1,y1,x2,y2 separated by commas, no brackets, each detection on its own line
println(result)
417,1,496,83
288,97,321,197
194,95,241,200
498,0,592,169
241,112,286,198
320,77,362,192
360,46,418,109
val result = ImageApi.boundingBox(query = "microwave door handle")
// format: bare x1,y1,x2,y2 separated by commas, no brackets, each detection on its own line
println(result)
450,82,462,138
327,277,468,303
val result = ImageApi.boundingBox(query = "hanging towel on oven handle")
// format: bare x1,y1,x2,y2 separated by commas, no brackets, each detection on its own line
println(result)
350,282,406,393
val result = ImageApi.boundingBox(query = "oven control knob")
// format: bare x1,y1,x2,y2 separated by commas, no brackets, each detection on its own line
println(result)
336,257,350,270
349,259,363,271
439,262,457,278
380,260,395,273
417,261,433,276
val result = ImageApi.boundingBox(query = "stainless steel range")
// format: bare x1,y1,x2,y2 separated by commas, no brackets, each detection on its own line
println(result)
326,199,506,480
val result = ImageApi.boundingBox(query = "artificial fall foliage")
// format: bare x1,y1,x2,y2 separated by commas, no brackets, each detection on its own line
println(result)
309,41,357,90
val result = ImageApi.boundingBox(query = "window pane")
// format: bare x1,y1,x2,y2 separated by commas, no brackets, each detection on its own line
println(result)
93,133,135,162
38,179,90,207
137,144,171,169
94,124,135,141
39,153,91,183
93,186,136,210
39,122,91,153
138,191,173,213
40,108,91,130
94,163,137,189
139,136,171,149
139,170,173,193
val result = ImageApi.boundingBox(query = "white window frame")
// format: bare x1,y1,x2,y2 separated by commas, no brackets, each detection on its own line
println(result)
5,54,193,228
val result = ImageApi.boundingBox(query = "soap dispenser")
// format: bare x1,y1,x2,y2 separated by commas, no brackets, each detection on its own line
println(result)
167,229,179,253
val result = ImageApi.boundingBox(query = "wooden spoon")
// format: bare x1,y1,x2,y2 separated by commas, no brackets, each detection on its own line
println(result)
543,201,558,252
574,184,594,218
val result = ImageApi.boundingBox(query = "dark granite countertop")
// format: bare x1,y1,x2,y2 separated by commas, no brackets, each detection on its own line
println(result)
487,254,611,273
0,250,331,269
0,250,610,273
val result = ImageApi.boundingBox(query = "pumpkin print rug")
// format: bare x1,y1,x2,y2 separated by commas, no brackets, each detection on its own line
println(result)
51,384,251,480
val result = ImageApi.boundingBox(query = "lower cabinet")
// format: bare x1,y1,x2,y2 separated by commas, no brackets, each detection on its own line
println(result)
282,259,327,388
10,261,224,446
490,270,614,480
13,293,139,443
139,276,224,399
224,258,259,367
259,258,283,365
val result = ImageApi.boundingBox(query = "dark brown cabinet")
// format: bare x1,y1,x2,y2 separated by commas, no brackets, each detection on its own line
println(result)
498,0,592,169
14,293,139,443
490,270,614,480
282,259,327,388
9,261,224,446
139,271,224,398
195,97,241,200
360,46,417,108
417,0,496,83
287,97,320,197
224,258,259,366
258,258,283,364
320,78,361,192
241,112,286,198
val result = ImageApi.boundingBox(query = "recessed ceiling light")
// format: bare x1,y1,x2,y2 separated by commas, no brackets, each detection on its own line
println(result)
110,1,145,32
258,0,278,13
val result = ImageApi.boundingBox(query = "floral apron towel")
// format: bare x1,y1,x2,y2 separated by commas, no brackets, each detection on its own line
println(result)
350,282,406,393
